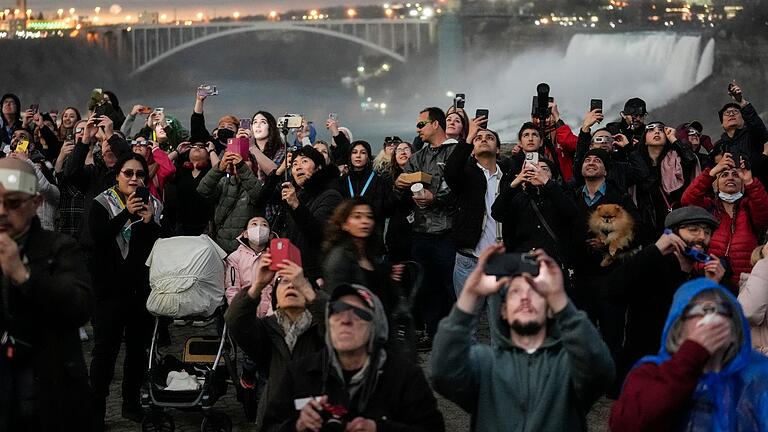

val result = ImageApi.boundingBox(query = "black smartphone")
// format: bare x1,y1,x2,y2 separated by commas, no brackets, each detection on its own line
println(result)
485,253,540,278
475,109,489,128
605,122,622,136
454,93,466,109
94,104,108,117
590,99,603,112
135,186,150,204
29,104,39,114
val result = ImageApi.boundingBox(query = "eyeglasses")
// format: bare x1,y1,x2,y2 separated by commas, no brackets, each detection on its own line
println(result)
416,120,432,130
678,224,712,236
329,300,373,322
723,109,741,117
645,122,665,131
75,127,84,134
0,194,36,210
395,147,412,154
687,128,700,136
121,169,146,179
683,301,732,320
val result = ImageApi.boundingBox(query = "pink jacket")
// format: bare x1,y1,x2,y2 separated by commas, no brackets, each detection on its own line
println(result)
738,258,768,353
225,239,272,318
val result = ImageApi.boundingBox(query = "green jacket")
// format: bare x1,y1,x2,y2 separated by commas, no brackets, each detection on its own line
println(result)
197,161,263,253
430,302,614,432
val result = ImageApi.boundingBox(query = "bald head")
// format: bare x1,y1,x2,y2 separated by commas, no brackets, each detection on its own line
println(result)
0,158,39,194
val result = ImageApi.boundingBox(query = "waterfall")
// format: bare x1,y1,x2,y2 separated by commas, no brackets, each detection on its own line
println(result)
465,32,716,136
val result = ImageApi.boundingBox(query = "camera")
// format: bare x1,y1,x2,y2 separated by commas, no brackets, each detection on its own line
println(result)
319,402,348,432
277,114,303,129
485,253,540,278
532,83,552,120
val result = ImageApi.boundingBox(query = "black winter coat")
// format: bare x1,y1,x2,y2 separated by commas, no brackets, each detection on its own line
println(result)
570,129,648,191
491,181,578,266
0,219,94,431
713,103,768,181
62,135,132,250
225,290,327,428
337,167,393,221
262,349,445,432
322,239,393,311
444,140,511,250
260,165,344,280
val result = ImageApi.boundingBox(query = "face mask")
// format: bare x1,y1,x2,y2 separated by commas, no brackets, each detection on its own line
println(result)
247,226,270,247
719,191,743,203
217,128,235,142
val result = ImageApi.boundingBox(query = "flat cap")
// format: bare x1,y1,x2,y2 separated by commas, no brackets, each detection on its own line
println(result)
664,206,719,230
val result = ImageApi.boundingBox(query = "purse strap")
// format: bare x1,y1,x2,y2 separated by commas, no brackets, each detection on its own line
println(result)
530,199,559,246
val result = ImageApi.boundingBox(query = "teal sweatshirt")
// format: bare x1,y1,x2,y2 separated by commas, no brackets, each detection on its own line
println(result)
430,302,614,431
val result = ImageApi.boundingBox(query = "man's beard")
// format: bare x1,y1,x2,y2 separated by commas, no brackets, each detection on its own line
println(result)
510,319,544,336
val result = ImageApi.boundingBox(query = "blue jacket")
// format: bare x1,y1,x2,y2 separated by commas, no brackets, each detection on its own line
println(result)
639,278,768,431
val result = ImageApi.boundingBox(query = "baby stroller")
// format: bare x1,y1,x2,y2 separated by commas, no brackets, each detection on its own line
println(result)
139,236,240,432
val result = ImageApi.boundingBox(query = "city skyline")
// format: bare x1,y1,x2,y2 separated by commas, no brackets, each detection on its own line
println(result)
4,0,385,19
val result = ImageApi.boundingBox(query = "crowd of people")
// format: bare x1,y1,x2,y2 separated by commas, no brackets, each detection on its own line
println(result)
2,81,768,431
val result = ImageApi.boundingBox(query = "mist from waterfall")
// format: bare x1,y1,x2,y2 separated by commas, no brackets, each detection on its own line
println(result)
462,32,716,136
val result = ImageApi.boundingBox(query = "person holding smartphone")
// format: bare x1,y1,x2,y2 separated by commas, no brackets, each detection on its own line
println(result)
89,153,162,428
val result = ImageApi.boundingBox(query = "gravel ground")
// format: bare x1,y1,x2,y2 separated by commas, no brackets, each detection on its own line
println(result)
83,315,612,431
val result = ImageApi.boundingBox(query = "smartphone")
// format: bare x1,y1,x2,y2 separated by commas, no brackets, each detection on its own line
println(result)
590,99,603,112
328,113,338,121
277,115,303,129
240,118,252,131
135,186,150,204
728,81,742,103
485,253,540,278
14,139,30,154
65,132,74,141
197,85,218,97
454,93,466,109
94,104,108,117
683,247,711,263
29,104,39,114
269,238,302,271
475,109,489,128
138,106,153,114
153,107,164,114
524,151,539,166
226,137,250,159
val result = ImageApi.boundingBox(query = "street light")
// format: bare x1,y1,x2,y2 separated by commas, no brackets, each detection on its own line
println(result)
269,11,278,20
196,12,204,21
233,11,240,19
69,8,75,16
57,8,64,18
347,8,357,18
94,7,101,14
160,13,167,21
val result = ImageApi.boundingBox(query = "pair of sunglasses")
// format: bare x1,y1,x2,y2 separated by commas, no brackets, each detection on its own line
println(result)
416,120,433,130
384,136,402,144
329,300,373,322
645,122,665,131
121,169,146,179
683,301,732,319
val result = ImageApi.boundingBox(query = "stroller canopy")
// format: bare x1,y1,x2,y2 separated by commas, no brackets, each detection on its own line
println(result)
146,235,227,318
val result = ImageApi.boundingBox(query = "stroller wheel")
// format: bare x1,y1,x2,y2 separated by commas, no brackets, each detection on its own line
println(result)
141,411,175,432
201,412,232,432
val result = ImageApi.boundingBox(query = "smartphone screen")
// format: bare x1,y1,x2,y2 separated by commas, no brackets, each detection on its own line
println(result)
135,186,150,204
240,118,252,131
590,99,603,112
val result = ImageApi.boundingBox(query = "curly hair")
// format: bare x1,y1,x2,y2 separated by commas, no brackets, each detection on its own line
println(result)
323,197,377,256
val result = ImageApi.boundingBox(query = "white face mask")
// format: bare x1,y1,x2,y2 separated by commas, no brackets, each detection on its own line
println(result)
247,226,270,247
718,191,743,203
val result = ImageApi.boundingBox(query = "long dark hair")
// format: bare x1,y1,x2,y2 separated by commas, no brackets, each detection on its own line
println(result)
323,197,377,256
388,141,412,178
252,111,282,160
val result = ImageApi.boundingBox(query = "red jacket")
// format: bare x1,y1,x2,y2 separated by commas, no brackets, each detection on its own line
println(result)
681,168,768,284
610,340,710,432
147,146,176,202
544,122,578,182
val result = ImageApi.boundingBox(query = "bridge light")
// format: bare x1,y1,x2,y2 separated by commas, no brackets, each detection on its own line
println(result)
125,15,132,22
380,103,387,110
408,9,418,17
382,63,390,71
385,8,393,17
233,11,240,19
57,8,64,18
269,11,278,20
160,13,167,21
94,7,101,14
357,66,365,73
383,3,390,8
422,7,434,17
309,10,318,17
26,9,32,17
196,12,204,21
347,9,357,18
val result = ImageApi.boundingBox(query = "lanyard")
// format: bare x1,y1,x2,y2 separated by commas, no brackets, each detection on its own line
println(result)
348,171,375,197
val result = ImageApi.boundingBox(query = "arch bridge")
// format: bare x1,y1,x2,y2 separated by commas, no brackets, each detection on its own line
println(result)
87,19,436,76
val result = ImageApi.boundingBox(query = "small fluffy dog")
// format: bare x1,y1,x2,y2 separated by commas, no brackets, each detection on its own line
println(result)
588,204,634,267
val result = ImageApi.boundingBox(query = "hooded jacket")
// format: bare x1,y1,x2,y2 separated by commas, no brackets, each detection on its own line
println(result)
196,160,263,254
431,300,614,432
610,278,768,431
224,236,271,317
714,103,768,180
0,93,21,146
261,285,444,432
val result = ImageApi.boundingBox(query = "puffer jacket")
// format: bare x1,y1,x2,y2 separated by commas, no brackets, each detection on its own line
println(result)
224,237,271,318
738,259,768,354
396,139,457,235
196,161,263,253
681,167,768,284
